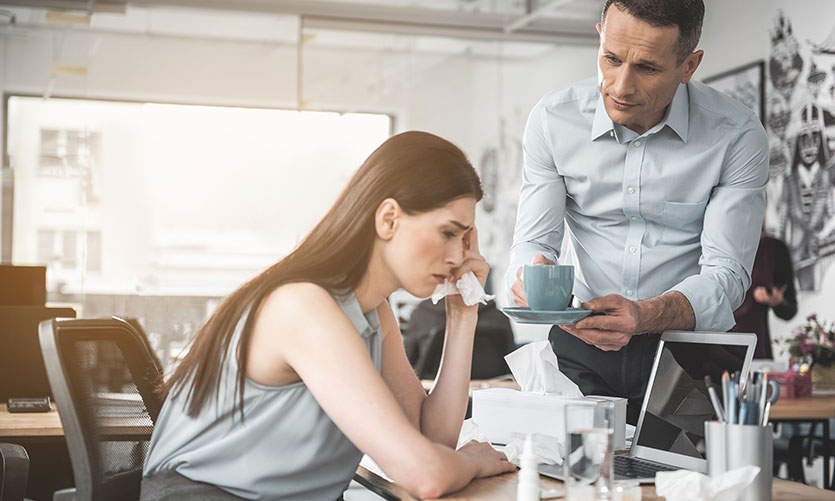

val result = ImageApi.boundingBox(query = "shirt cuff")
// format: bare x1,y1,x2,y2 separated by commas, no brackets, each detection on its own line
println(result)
505,243,560,304
668,275,736,332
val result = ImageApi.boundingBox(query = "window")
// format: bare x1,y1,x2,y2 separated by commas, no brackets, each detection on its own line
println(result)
5,95,391,367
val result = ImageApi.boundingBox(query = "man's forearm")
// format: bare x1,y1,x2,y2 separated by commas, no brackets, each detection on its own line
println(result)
636,291,696,333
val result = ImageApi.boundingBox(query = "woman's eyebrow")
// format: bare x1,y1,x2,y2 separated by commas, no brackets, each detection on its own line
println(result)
448,220,472,231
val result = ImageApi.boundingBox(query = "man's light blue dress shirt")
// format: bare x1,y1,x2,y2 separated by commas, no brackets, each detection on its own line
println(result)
506,77,769,331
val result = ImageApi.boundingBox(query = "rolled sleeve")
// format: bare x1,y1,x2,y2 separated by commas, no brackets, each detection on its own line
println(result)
504,100,567,302
670,116,769,331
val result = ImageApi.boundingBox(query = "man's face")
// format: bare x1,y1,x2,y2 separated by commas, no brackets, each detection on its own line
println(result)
597,5,702,134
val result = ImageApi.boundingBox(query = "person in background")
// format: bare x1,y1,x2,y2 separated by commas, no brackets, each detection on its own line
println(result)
141,131,513,501
507,0,769,423
731,232,798,359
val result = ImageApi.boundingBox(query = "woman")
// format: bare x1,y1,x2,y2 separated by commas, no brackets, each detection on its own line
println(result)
141,131,515,500
731,231,798,359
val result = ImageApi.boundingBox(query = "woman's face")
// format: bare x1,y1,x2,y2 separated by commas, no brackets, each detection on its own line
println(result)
383,196,477,299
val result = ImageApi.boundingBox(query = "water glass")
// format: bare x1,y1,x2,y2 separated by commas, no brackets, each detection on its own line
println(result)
564,402,615,500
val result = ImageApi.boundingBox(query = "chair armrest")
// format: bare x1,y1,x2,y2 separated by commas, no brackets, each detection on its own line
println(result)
52,488,76,501
0,443,29,501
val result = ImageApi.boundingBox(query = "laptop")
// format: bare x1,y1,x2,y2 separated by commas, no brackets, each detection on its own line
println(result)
539,330,756,483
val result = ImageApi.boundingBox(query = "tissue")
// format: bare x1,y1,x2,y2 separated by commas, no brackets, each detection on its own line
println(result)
654,466,760,501
471,342,627,449
505,340,583,396
456,418,489,449
430,271,495,306
503,432,563,465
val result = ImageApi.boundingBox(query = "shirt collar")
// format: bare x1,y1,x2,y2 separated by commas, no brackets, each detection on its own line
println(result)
591,82,690,143
591,93,615,141
665,83,690,142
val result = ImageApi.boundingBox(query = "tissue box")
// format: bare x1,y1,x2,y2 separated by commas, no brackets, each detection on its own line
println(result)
471,388,627,450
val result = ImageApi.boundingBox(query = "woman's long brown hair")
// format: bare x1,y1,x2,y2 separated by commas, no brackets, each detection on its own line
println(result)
164,131,483,418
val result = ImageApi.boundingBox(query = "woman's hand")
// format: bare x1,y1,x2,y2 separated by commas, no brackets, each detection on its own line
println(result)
445,227,489,313
457,440,516,478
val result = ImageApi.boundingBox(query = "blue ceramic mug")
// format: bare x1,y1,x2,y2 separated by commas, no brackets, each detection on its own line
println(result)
523,264,574,311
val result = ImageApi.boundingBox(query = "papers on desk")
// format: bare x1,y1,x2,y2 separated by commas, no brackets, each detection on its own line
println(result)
92,392,148,418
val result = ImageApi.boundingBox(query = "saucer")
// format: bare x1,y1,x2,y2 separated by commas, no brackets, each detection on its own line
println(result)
500,307,592,325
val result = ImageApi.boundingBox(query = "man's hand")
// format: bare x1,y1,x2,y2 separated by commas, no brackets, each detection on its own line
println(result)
752,285,787,308
559,291,695,352
511,254,554,307
559,295,639,351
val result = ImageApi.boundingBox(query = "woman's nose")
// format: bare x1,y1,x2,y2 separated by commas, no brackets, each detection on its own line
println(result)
445,243,465,267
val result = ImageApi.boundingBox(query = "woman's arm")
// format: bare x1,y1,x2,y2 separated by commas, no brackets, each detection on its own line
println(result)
377,301,475,448
248,283,513,499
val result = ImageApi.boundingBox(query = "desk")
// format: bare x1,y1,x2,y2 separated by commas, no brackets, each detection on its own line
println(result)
770,396,835,489
0,403,63,438
355,466,835,500
0,403,152,440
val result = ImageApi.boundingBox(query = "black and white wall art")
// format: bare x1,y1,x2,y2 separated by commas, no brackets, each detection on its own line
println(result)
766,10,835,291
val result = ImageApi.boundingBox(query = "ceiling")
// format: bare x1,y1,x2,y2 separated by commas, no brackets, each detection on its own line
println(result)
0,0,602,57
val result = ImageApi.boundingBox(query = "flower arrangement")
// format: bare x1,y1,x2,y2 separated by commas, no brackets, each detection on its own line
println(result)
786,314,835,367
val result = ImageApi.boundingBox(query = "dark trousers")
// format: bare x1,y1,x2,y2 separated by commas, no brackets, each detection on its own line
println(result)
548,326,661,425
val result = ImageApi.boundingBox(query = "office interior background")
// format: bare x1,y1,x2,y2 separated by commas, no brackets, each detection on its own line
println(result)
1,0,834,371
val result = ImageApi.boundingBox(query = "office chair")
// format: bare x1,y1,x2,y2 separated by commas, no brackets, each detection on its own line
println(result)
0,443,29,501
415,325,515,380
39,317,164,501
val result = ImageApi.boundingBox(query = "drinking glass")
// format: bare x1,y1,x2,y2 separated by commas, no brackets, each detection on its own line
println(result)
564,402,615,500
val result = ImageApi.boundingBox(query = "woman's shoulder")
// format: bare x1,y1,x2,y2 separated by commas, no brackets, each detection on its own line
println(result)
262,282,339,316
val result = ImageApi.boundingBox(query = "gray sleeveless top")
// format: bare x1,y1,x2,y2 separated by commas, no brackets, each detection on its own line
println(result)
143,290,381,500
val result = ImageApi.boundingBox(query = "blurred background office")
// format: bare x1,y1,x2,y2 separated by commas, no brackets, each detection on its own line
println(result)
1,1,834,462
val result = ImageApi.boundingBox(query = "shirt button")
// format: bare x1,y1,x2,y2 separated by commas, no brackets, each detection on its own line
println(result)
627,187,635,194
629,246,637,253
626,289,634,296
634,140,642,147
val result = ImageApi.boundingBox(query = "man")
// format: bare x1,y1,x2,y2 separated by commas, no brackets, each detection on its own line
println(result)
506,0,769,423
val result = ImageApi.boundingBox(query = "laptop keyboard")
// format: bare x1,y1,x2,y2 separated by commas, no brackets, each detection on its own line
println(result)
614,455,677,479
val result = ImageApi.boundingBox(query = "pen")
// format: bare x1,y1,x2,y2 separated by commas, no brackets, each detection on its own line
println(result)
704,376,726,423
758,373,768,425
722,372,730,423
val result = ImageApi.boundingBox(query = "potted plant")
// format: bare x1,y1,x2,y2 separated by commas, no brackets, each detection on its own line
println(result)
786,314,835,390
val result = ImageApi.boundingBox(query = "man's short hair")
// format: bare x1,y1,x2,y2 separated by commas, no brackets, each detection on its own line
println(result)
601,0,704,64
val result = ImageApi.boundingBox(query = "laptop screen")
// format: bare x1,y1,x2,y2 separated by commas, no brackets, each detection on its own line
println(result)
634,339,748,460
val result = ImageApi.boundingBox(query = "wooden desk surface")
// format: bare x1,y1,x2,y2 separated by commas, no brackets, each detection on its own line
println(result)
0,403,152,439
0,403,63,437
770,395,835,420
356,466,835,501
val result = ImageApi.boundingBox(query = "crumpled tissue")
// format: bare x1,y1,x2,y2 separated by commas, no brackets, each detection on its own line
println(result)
430,271,495,306
654,466,761,501
456,418,490,449
456,419,563,465
503,432,563,465
505,340,583,396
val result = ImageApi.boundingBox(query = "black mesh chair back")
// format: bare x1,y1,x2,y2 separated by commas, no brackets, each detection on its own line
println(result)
39,317,164,501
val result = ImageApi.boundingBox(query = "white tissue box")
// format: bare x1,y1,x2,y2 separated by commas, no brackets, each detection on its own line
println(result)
471,388,626,450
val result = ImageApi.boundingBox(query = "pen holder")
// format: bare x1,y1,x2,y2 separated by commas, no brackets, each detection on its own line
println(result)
705,421,772,501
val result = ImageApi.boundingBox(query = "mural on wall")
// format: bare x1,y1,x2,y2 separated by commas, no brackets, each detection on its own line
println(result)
766,11,835,291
